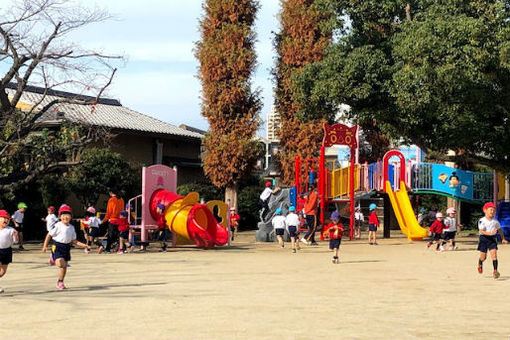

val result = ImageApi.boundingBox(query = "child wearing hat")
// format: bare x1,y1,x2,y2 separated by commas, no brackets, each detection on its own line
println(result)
117,210,133,254
323,211,344,264
12,202,27,250
285,206,301,253
354,205,364,239
42,205,90,290
229,208,240,241
443,207,460,250
368,203,379,245
477,202,508,279
271,208,286,248
259,181,280,219
43,206,58,232
0,210,18,293
82,206,101,253
427,212,446,251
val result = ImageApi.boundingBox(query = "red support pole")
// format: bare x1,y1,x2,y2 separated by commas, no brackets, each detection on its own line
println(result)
349,148,355,240
319,146,326,228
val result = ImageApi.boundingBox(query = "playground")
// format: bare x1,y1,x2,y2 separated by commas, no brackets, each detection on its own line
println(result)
0,232,508,340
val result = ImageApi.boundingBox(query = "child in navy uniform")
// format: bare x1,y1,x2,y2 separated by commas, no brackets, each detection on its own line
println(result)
427,212,446,251
82,206,101,253
12,202,27,250
443,207,459,250
368,203,379,245
285,206,301,253
0,210,18,293
323,211,344,264
42,205,89,290
477,202,508,278
271,208,286,248
117,210,133,254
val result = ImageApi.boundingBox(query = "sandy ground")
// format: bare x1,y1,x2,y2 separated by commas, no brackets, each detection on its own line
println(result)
0,231,508,340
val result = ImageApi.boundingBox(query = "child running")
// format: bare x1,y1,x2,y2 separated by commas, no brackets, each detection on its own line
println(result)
477,202,508,279
82,207,101,253
368,203,379,245
12,202,27,250
43,206,58,232
271,208,286,248
427,212,446,251
0,210,18,293
285,206,301,253
229,208,240,241
42,205,90,290
155,204,170,252
117,210,133,254
443,207,459,250
323,211,344,264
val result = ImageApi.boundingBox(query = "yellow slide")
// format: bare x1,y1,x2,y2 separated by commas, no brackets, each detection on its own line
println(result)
385,181,428,241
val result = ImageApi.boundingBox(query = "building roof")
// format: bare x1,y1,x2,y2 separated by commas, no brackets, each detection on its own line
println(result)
6,84,204,140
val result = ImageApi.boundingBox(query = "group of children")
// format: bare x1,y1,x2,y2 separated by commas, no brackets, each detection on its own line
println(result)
271,203,380,263
426,207,459,251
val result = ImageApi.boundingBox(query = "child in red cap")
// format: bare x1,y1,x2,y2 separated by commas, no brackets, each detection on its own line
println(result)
42,205,90,290
0,210,18,293
477,202,508,278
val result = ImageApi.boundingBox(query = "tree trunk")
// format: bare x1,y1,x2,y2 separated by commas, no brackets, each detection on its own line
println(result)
406,3,412,21
225,182,239,211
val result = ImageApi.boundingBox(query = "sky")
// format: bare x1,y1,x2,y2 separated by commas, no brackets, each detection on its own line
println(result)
71,0,281,135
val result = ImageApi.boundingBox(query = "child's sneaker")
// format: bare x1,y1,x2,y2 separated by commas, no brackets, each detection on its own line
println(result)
300,237,308,245
97,246,103,254
439,246,445,252
48,256,55,266
493,270,500,279
116,249,124,254
426,242,431,249
292,248,296,253
477,265,483,274
0,287,4,293
127,246,135,253
331,256,336,263
56,281,66,290
84,248,90,254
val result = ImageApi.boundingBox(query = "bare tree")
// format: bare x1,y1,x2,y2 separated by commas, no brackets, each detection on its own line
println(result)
0,0,122,191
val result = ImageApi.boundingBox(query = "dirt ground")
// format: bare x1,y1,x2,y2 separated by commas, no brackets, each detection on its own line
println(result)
0,231,508,340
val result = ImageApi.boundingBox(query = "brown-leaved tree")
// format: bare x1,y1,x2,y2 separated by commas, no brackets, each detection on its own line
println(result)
195,0,261,209
273,0,335,185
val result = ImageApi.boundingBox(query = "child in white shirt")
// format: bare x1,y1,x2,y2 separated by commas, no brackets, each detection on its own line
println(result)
271,208,286,248
42,205,89,290
0,210,18,293
285,206,301,253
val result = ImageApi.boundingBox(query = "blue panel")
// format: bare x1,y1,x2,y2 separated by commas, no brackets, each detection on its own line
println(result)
431,164,474,200
388,164,395,190
290,186,297,208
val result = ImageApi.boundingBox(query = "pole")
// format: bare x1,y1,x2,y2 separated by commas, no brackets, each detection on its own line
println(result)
319,146,326,228
349,148,355,240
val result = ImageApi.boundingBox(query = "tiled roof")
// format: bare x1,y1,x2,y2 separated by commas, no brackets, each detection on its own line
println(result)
6,85,204,139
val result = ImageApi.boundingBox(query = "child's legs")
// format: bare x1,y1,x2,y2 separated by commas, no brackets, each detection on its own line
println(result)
56,258,67,281
489,249,498,260
122,237,130,248
290,236,296,249
0,264,8,277
18,231,23,245
479,251,487,262
333,247,339,257
276,235,283,245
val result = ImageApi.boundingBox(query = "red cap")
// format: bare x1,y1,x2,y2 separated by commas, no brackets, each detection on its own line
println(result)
265,181,272,187
483,202,496,211
59,205,73,215
0,210,10,218
47,206,56,213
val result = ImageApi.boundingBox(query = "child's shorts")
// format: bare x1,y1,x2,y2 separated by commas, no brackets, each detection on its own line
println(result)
0,247,13,265
368,223,377,232
230,226,235,233
443,231,456,240
355,220,362,227
287,226,298,239
431,232,442,241
157,229,169,242
477,235,498,252
87,227,99,238
14,223,23,233
329,238,341,250
52,241,71,262
119,230,129,239
275,228,285,236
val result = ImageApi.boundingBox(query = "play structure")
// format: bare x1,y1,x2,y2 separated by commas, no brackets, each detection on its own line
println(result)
127,165,229,248
290,123,507,241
